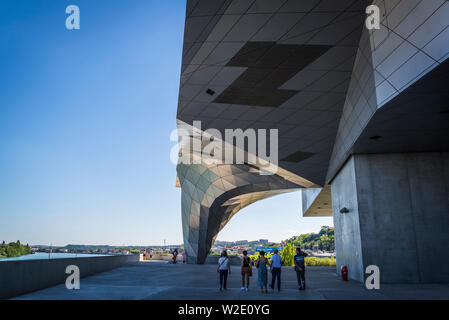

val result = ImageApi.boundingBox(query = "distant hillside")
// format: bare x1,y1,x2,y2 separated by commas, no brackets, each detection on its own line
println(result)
64,244,112,250
285,226,334,251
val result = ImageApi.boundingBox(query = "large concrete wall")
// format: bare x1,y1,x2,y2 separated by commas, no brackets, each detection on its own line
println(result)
331,157,365,283
0,254,139,299
332,152,449,283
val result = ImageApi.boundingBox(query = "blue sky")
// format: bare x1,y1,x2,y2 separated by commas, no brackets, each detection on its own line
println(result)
0,0,332,246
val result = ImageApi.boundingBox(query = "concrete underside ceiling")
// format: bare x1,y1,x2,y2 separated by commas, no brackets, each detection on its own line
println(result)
300,184,333,217
325,0,449,182
351,58,449,157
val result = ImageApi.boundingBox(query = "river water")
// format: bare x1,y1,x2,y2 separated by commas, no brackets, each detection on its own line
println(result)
0,252,109,261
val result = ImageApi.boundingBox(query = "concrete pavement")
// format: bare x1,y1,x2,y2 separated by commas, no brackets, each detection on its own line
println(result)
12,261,449,300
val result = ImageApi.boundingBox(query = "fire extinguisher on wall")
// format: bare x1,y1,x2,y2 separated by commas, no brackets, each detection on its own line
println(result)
341,265,348,281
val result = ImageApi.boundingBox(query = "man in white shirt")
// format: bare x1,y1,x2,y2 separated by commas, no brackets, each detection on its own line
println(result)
270,249,282,291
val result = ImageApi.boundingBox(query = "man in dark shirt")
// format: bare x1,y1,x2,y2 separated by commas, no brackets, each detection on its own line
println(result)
294,247,308,290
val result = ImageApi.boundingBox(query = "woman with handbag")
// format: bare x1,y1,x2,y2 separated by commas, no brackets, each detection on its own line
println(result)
240,250,252,291
217,250,231,291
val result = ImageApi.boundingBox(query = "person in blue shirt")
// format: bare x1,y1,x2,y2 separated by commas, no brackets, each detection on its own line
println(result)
269,249,282,291
294,247,308,290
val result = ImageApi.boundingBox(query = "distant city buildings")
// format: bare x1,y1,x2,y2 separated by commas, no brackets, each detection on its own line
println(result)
210,239,283,256
32,245,186,256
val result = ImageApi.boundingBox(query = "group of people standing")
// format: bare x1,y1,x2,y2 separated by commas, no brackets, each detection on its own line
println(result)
217,247,308,292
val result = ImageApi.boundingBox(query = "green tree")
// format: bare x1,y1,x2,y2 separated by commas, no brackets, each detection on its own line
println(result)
280,243,295,266
0,240,33,258
285,226,335,252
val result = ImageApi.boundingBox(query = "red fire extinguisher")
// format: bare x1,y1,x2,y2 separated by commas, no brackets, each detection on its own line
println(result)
341,265,348,281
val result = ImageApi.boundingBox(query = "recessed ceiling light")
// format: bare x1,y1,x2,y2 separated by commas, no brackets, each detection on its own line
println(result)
340,207,349,214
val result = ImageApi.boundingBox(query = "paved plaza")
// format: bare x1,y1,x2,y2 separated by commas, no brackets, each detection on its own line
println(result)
12,261,449,300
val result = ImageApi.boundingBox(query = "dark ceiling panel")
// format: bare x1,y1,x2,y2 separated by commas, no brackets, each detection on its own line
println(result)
213,42,331,107
280,150,315,163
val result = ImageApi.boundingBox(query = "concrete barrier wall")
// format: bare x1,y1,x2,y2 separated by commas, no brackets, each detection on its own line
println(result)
146,254,242,265
204,255,241,266
0,254,140,299
142,254,182,261
149,254,181,261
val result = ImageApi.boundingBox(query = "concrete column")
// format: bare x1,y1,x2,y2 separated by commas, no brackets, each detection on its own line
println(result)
331,153,449,283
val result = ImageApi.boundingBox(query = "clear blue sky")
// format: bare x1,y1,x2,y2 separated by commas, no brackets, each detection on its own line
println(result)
0,0,332,246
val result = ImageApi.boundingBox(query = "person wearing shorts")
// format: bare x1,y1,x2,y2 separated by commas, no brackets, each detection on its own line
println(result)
240,250,252,291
